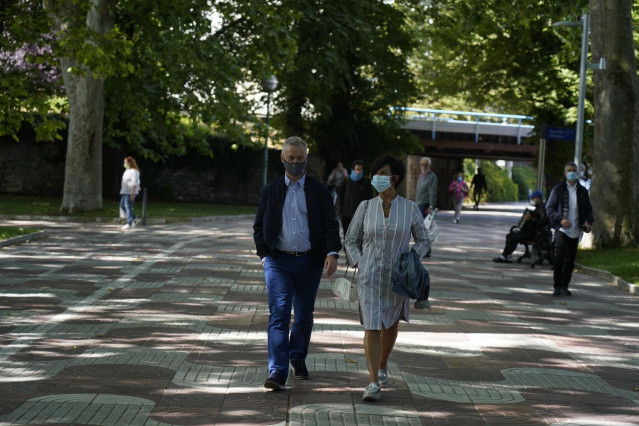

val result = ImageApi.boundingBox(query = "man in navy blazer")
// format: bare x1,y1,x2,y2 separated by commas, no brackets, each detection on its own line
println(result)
546,161,594,297
253,136,342,390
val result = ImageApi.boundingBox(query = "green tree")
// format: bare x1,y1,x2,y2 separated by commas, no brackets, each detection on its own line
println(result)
413,0,592,192
1,1,294,211
275,0,421,172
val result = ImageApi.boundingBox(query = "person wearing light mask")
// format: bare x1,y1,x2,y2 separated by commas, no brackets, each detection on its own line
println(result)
344,154,431,402
546,161,594,297
253,136,341,390
447,171,469,224
336,159,372,239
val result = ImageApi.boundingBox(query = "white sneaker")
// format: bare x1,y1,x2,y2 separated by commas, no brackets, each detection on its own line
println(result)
132,218,140,227
414,300,431,309
121,224,131,230
378,370,388,387
363,382,381,401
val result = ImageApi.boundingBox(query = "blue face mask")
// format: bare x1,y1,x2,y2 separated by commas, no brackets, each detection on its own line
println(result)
371,175,392,193
457,176,463,182
350,170,363,182
566,171,578,182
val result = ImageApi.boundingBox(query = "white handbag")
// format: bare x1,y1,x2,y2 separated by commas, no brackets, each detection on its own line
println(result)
332,267,358,302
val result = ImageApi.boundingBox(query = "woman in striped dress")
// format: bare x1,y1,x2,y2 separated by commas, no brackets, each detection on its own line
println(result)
344,154,431,401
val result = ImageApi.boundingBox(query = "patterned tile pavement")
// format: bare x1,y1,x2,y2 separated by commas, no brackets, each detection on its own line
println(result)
1,206,638,425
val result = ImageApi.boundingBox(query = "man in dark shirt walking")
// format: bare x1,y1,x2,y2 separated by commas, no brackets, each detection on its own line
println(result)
546,161,593,296
470,168,487,209
336,159,372,238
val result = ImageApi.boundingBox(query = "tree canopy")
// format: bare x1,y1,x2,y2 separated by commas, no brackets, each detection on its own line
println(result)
273,0,422,172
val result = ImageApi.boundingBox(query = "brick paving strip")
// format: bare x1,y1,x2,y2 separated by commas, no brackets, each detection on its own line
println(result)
0,209,638,425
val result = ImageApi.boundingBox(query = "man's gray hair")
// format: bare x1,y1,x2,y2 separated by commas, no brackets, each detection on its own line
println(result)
421,156,431,166
282,136,308,155
564,161,577,170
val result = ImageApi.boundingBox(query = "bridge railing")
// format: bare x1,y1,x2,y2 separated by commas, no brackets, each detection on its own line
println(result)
391,107,535,143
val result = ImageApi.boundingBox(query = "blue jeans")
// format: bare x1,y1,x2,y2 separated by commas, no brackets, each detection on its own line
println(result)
120,194,136,225
263,254,323,379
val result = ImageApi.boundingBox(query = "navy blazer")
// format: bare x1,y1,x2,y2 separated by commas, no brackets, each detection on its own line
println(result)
546,180,594,230
253,174,342,267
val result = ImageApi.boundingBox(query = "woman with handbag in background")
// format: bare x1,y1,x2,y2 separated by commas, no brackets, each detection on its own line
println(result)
344,154,430,402
448,171,469,224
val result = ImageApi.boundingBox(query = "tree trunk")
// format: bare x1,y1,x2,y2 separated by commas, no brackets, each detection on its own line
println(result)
589,0,639,247
59,60,105,212
47,0,114,212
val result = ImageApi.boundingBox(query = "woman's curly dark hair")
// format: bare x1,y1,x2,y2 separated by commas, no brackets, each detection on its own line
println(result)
369,154,405,188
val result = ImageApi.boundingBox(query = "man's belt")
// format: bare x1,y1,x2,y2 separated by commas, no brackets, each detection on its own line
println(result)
278,250,310,256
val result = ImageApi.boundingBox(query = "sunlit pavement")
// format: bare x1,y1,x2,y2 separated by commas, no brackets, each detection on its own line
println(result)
1,205,638,425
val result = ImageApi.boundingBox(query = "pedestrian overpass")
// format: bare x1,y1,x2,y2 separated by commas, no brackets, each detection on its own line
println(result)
395,107,537,161
393,107,538,205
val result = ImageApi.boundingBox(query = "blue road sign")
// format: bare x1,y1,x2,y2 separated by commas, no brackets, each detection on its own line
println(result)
545,126,575,141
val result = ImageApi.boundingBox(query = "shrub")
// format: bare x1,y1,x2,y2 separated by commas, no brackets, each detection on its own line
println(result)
479,161,518,202
512,165,538,200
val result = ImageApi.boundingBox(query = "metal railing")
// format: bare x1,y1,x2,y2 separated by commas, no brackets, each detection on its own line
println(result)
391,107,534,144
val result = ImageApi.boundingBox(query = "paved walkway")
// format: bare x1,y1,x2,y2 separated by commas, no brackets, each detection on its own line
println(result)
1,206,638,425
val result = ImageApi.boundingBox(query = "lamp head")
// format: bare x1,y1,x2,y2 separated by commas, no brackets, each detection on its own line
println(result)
261,75,279,93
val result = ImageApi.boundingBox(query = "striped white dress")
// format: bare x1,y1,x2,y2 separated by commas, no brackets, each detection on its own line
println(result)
344,196,431,330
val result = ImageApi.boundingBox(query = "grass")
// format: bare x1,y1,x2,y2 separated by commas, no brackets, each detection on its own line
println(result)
0,195,256,221
0,226,40,240
578,247,639,285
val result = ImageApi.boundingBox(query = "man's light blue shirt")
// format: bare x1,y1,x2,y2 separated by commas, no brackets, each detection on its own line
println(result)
276,174,312,253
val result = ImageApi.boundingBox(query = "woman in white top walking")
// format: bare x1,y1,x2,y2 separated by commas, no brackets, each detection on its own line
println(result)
344,154,430,402
120,156,141,230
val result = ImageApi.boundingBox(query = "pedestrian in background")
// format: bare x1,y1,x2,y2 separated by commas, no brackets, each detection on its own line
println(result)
470,167,487,209
579,162,592,192
120,156,140,230
546,161,593,297
415,157,437,218
344,154,430,402
326,161,348,203
448,171,469,224
493,190,549,263
253,136,341,391
336,159,372,238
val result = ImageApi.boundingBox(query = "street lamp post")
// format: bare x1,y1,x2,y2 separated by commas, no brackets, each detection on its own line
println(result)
552,14,605,170
261,75,279,187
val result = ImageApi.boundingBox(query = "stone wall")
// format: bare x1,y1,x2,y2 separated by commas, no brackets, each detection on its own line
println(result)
0,139,66,196
150,150,326,205
0,138,326,206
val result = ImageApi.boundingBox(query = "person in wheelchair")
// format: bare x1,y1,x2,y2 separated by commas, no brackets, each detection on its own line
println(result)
493,190,549,263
